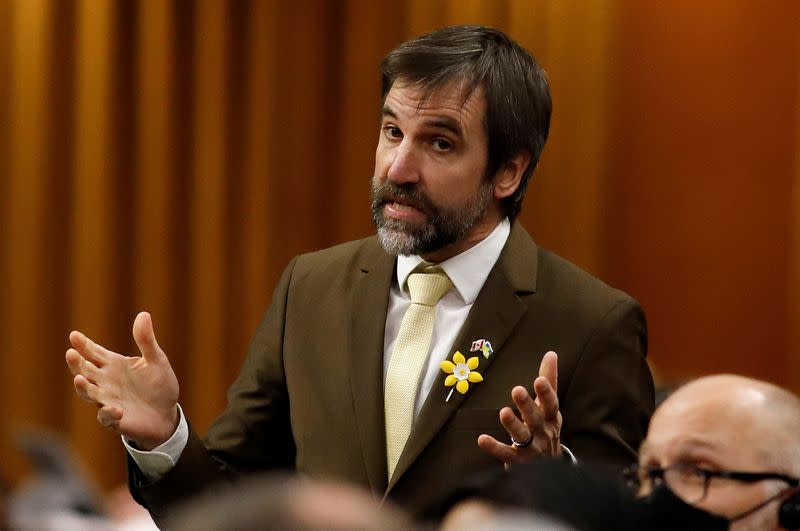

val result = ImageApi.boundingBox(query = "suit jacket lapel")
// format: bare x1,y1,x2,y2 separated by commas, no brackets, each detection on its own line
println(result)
386,223,539,492
349,241,394,493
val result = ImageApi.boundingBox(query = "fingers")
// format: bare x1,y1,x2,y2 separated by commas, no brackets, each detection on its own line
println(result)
74,375,124,432
534,375,560,423
65,348,102,382
478,351,562,464
510,386,545,438
132,311,164,363
499,405,531,444
97,406,123,429
512,381,561,444
69,330,110,367
73,374,102,405
538,350,558,394
477,434,517,463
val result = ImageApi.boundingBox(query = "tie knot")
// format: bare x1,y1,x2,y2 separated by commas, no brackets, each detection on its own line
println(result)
406,268,453,306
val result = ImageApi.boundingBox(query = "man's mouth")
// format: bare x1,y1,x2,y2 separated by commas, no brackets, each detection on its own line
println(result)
387,200,417,212
382,196,427,222
383,193,423,210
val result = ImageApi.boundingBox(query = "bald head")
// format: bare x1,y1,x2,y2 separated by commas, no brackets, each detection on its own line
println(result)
638,375,800,528
644,374,800,475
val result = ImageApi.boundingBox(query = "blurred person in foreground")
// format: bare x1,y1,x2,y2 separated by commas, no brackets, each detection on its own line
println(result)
165,475,412,531
65,25,653,523
6,430,157,531
431,374,800,530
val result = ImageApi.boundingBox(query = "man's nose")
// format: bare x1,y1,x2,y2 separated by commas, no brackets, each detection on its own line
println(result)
386,141,420,185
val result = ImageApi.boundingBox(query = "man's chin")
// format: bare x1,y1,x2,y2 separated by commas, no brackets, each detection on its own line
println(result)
376,225,430,256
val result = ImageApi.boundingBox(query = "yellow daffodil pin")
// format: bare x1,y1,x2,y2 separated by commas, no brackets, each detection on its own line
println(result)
440,351,483,401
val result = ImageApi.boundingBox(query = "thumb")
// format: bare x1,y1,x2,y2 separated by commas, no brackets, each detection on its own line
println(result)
133,311,164,363
538,350,558,394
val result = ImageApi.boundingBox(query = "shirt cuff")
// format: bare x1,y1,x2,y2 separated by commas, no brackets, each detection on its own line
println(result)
560,443,577,464
122,404,189,482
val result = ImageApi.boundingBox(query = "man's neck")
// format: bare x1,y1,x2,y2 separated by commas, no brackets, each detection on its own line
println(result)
420,216,503,263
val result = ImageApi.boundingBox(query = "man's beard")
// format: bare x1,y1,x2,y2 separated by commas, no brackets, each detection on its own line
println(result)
370,178,493,256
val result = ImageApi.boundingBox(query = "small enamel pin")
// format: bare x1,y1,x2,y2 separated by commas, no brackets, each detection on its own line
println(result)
470,338,494,359
440,351,484,402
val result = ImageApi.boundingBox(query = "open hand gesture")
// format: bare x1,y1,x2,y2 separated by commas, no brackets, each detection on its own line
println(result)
477,351,563,464
65,312,179,450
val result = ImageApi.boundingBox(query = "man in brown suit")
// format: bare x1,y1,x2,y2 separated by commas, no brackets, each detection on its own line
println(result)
65,26,654,523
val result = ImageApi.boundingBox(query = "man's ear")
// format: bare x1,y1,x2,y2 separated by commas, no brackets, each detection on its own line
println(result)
493,151,532,200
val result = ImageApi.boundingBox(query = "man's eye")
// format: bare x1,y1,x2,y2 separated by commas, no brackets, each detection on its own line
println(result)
384,126,402,139
433,138,453,151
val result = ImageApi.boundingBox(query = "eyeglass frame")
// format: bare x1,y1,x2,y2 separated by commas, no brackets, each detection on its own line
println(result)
625,463,800,504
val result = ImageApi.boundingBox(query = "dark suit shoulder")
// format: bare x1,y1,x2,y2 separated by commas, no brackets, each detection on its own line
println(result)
281,236,393,305
535,247,640,322
290,236,386,277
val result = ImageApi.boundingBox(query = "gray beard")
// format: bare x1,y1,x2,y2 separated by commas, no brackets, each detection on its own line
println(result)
371,179,493,256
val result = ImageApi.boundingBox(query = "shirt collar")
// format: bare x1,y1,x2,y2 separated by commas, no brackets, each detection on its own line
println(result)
396,218,511,304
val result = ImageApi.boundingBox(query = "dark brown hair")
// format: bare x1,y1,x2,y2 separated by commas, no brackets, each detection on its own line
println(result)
381,25,551,221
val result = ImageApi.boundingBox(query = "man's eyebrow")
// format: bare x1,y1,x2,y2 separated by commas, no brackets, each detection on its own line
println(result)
380,105,397,119
424,116,463,138
379,106,463,138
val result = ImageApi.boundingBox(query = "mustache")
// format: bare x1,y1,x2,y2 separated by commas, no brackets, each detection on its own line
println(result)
371,182,434,215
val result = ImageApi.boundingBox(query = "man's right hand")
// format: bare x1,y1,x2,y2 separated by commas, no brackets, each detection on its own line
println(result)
65,311,180,450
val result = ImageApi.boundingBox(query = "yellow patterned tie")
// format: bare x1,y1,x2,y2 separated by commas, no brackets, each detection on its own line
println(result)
385,266,453,480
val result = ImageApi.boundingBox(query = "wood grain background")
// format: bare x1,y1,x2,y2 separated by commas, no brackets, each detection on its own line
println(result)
0,0,798,489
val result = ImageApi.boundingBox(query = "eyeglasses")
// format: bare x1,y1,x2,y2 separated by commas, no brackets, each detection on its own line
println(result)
624,463,800,504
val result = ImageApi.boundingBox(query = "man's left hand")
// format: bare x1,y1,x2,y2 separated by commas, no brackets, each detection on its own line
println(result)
477,351,563,464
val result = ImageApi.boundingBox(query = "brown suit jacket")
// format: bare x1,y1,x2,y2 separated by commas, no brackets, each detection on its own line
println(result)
130,223,654,523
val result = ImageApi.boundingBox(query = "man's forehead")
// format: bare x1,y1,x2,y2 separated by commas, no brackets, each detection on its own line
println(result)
384,80,485,123
644,387,773,465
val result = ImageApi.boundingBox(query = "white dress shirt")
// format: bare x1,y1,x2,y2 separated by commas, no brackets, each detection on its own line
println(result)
384,218,510,419
126,219,569,479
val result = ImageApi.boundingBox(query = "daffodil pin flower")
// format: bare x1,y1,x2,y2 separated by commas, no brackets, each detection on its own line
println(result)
440,351,483,401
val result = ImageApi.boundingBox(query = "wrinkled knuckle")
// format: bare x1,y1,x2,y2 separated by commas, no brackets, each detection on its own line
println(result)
96,412,110,427
77,389,92,403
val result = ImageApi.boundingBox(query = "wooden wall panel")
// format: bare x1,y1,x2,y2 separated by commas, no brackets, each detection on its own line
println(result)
446,0,508,28
187,0,229,429
1,0,799,491
269,0,338,262
68,0,126,487
791,34,800,395
134,0,177,370
3,0,54,483
407,0,448,35
511,1,615,277
0,4,9,418
608,2,800,389
230,0,276,383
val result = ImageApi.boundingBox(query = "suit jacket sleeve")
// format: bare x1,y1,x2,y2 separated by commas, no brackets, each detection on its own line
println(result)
128,258,299,523
560,296,654,464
